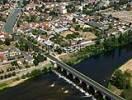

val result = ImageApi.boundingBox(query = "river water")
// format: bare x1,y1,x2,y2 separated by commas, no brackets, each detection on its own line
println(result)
0,44,132,100
73,43,132,86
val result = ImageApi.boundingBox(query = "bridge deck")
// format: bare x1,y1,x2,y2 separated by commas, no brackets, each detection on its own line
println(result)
47,54,125,100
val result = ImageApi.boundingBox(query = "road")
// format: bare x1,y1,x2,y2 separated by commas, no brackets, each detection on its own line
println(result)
2,7,22,34
3,7,22,33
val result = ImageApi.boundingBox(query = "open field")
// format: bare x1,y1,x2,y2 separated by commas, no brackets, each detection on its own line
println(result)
80,32,97,41
60,31,74,37
105,11,132,23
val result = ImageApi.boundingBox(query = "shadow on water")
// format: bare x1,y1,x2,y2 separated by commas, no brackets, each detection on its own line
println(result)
73,43,132,86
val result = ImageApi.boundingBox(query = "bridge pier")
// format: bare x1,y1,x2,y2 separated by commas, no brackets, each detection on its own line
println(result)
67,73,73,80
74,77,80,84
56,66,61,72
55,66,110,100
94,91,104,100
53,62,124,100
61,67,64,72
88,85,95,95
104,96,111,100
53,63,57,68
72,75,76,79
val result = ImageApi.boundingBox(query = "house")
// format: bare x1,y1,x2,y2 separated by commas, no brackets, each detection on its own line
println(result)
54,27,69,34
6,48,22,60
24,53,34,66
0,52,5,62
0,32,7,41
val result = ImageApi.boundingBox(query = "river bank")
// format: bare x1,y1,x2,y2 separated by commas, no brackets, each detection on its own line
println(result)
0,63,53,91
0,72,86,100
119,59,132,72
59,30,132,87
60,30,132,66
108,59,132,100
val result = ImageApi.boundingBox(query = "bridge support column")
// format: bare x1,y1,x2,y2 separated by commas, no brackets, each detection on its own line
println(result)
61,68,64,72
73,75,76,79
104,95,111,100
94,90,104,100
66,71,70,76
53,63,57,68
79,80,82,84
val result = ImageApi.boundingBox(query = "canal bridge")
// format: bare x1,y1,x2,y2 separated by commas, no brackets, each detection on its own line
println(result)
47,54,125,100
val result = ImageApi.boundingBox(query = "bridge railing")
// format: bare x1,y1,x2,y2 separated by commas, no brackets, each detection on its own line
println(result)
47,54,125,100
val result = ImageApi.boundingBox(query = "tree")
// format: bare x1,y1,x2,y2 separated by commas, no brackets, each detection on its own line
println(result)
33,59,39,66
110,70,131,89
74,24,80,31
66,4,76,13
54,47,62,54
30,69,41,77
11,61,18,66
4,38,11,46
72,18,76,23
121,87,132,100
36,53,47,62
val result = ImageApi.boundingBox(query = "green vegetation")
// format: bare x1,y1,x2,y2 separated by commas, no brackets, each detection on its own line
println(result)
28,69,42,77
109,69,132,100
22,14,41,23
74,24,81,31
27,36,38,45
63,30,132,65
0,83,8,90
32,29,47,36
82,4,97,15
22,65,53,79
110,70,131,89
65,32,79,40
51,35,69,47
49,10,58,17
66,4,76,13
64,43,104,65
54,47,63,54
16,40,29,51
11,61,18,66
121,88,132,100
33,53,47,66
4,38,11,46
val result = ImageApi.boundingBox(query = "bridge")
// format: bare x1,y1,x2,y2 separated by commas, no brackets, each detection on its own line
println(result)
47,54,125,100
2,1,125,100
13,31,125,100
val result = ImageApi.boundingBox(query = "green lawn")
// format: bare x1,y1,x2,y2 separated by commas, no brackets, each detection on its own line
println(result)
122,88,132,100
0,83,8,90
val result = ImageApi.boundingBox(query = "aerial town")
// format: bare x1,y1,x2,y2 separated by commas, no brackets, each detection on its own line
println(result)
0,0,132,100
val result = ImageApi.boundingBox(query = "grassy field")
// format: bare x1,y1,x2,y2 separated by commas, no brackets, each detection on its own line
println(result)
0,83,8,90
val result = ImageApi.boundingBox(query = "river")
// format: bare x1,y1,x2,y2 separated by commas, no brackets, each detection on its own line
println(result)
0,44,132,100
73,43,132,86
0,72,92,100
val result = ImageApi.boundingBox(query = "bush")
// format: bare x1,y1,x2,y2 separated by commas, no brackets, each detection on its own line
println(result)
30,69,41,77
121,88,132,100
110,70,131,89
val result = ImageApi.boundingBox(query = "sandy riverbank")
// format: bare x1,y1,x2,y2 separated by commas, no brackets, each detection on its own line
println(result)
0,78,28,91
8,78,28,87
119,59,132,73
